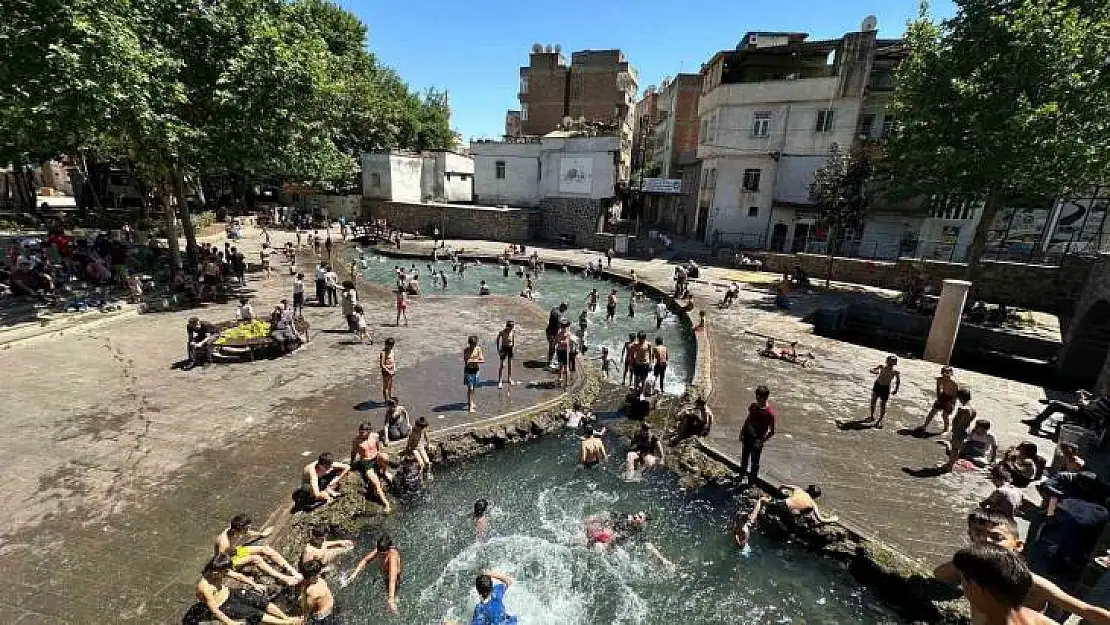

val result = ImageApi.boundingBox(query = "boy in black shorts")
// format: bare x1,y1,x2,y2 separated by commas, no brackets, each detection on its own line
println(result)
868,355,901,427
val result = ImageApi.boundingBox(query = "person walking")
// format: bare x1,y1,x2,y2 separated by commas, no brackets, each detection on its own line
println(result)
314,261,327,306
341,281,359,332
325,264,339,307
739,385,776,484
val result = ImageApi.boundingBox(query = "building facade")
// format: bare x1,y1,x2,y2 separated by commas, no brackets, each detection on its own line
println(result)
512,46,637,180
638,74,703,235
361,151,474,205
696,26,908,248
471,133,621,208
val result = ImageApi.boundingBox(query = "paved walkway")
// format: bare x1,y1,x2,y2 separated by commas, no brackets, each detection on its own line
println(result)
403,238,1054,565
0,228,564,623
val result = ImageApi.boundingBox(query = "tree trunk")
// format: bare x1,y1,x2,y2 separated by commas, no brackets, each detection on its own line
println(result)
173,168,198,269
158,183,182,275
966,184,1004,280
78,151,104,212
10,162,36,213
129,160,151,221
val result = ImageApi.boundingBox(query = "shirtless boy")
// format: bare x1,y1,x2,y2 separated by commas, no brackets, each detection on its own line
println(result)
292,453,350,512
734,494,768,549
920,366,960,433
300,525,354,572
378,338,397,401
405,415,432,476
298,559,335,625
495,320,516,388
579,428,608,467
934,510,1110,624
620,333,636,385
950,544,1056,625
348,535,402,614
214,515,301,587
350,423,392,513
196,554,302,625
631,332,654,387
606,290,618,322
772,484,839,525
868,355,901,427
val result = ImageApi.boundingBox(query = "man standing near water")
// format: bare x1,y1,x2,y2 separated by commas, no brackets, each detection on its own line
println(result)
546,302,568,366
496,320,516,389
740,385,776,484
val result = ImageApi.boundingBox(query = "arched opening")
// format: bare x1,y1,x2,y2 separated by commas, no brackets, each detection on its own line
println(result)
1061,300,1110,389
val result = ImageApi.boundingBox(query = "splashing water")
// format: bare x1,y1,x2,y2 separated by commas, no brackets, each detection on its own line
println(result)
333,435,903,624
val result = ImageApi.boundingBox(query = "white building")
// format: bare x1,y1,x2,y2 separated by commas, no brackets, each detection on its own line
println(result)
471,132,621,207
696,26,908,249
361,151,474,204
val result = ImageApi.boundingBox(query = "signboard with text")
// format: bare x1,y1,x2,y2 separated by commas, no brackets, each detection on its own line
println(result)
641,178,683,194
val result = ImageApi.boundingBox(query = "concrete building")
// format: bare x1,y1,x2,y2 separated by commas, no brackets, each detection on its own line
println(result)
696,23,908,247
504,110,522,137
512,45,637,179
361,151,474,205
639,74,703,235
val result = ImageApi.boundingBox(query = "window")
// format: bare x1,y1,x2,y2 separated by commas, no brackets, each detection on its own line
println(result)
857,114,876,137
520,103,529,121
520,75,529,94
881,115,896,139
709,113,719,143
370,172,381,188
701,169,709,190
742,168,761,192
815,108,835,132
700,119,709,144
708,168,717,190
747,206,759,218
495,161,506,179
752,112,771,137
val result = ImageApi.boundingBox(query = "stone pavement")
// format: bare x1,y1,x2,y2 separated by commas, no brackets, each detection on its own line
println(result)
403,238,1055,566
0,227,565,623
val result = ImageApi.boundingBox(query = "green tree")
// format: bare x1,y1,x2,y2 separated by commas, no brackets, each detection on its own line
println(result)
809,143,878,286
888,0,1110,274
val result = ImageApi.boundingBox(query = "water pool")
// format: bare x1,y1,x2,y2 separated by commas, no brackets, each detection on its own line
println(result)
333,435,902,624
354,250,695,393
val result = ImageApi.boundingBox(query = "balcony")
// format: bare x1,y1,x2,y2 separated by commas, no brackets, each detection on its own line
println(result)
698,75,839,114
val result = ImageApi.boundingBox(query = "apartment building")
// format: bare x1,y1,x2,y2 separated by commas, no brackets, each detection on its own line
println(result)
695,24,907,249
510,45,637,179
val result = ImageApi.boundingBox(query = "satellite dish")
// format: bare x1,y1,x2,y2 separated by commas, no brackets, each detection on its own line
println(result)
861,15,878,32
532,43,543,53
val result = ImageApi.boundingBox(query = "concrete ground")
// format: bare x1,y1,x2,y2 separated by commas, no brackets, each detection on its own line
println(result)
0,228,563,623
0,231,1061,622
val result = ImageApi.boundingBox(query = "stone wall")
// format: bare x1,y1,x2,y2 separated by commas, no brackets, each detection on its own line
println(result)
362,199,536,243
742,251,1096,316
538,197,604,243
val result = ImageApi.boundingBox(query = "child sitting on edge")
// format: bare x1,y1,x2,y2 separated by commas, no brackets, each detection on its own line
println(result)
868,355,901,427
405,415,432,478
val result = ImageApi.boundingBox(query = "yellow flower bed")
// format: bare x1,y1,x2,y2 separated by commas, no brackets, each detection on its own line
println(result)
214,320,272,346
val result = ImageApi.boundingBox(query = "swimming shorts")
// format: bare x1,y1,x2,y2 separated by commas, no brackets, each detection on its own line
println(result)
220,588,269,623
933,394,957,413
499,346,514,360
587,525,613,543
653,362,667,380
464,372,479,389
872,382,891,402
633,363,651,380
231,546,250,567
556,349,569,366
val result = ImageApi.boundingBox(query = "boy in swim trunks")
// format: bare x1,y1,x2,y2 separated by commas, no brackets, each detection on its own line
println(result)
349,423,392,513
378,338,397,402
463,335,484,413
555,320,574,389
495,320,516,389
579,428,608,467
939,387,975,471
213,514,302,587
348,535,402,614
734,494,768,549
196,554,301,625
299,559,337,625
606,289,618,322
600,346,615,380
293,452,350,513
300,524,354,572
919,366,960,433
405,415,432,478
867,355,901,427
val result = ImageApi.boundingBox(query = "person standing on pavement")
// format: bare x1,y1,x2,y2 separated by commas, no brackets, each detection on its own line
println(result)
324,264,339,307
463,335,485,413
315,261,327,306
341,281,358,332
546,302,568,366
739,385,776,484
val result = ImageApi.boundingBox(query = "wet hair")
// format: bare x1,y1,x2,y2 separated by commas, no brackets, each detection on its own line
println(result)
415,415,428,428
475,573,494,598
474,499,489,518
655,337,663,345
207,553,233,573
376,534,393,550
297,273,305,279
952,543,1032,607
358,421,371,432
239,297,249,305
387,397,398,407
957,387,972,404
973,419,991,431
941,366,954,375
886,355,898,364
300,558,325,580
805,485,822,499
755,385,771,400
354,305,364,314
188,316,200,325
468,335,479,347
317,452,334,466
637,331,647,340
601,346,609,354
229,514,252,532
385,337,395,347
1017,442,1038,458
989,463,1012,484
559,302,568,310
967,509,1019,537
627,333,636,341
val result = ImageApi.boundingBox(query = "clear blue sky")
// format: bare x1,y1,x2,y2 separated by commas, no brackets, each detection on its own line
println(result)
339,0,955,141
